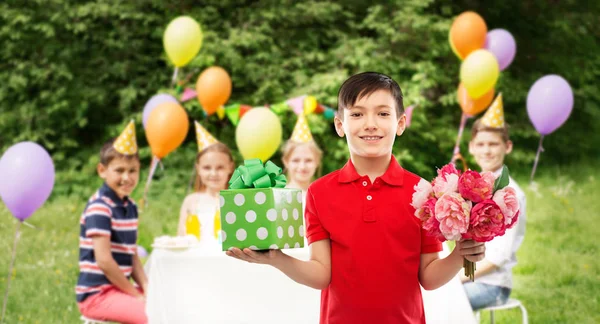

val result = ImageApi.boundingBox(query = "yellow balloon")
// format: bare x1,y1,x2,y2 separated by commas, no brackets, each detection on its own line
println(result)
460,49,499,99
304,96,317,115
163,16,203,67
236,108,282,162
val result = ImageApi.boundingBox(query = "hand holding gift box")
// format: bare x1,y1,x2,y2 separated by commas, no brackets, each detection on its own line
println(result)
220,159,305,251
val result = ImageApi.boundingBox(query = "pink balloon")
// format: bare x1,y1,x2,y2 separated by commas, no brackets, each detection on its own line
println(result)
485,29,516,71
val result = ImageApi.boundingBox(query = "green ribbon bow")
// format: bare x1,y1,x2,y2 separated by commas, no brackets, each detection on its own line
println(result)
229,159,287,189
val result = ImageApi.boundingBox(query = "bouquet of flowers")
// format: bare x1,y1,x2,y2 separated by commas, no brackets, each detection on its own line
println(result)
411,163,520,281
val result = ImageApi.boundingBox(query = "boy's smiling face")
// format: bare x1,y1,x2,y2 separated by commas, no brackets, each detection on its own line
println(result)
334,89,406,159
98,157,140,199
469,130,513,173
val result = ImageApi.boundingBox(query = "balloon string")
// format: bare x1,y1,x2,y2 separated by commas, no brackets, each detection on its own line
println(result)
1,222,22,323
142,156,160,209
171,67,179,88
530,135,545,183
452,113,469,160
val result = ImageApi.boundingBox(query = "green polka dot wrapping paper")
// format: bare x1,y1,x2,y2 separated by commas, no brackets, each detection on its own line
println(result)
219,188,305,251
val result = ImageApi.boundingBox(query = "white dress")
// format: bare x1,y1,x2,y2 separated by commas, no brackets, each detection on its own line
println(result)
421,242,477,323
193,195,222,256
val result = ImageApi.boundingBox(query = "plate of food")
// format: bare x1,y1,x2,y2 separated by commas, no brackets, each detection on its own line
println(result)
151,235,199,250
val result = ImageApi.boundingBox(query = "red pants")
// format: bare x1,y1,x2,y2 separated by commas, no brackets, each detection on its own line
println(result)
78,287,147,324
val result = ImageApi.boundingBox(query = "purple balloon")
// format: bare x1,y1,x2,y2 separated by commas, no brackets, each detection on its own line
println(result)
0,142,55,221
142,94,178,128
484,29,516,71
137,245,148,258
527,75,574,135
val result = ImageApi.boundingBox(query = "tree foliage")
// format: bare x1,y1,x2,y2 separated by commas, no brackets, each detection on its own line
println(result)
1,0,598,191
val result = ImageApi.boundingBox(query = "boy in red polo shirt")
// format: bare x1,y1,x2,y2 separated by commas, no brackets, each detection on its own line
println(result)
227,72,486,324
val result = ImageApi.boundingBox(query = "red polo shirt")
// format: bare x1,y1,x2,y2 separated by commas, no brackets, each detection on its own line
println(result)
305,156,442,324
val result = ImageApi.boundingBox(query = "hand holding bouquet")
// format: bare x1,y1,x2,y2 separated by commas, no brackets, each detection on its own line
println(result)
411,164,520,281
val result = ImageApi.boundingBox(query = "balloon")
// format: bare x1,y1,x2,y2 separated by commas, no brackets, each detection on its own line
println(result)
142,94,178,129
485,29,516,71
449,11,487,60
137,246,148,258
146,102,190,158
196,66,232,116
0,142,55,221
460,49,499,99
449,33,462,60
527,75,574,135
304,96,317,115
236,108,282,161
458,83,495,116
163,16,203,67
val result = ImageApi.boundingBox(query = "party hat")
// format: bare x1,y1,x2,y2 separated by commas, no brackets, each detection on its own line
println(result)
481,93,504,128
194,120,218,152
290,114,313,143
113,120,138,155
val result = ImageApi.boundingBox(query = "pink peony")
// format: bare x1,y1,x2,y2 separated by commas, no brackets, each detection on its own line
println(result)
423,215,446,242
415,197,437,222
412,179,433,210
438,163,462,178
435,192,472,241
493,187,520,226
463,199,506,242
432,173,459,198
431,163,462,198
458,170,495,203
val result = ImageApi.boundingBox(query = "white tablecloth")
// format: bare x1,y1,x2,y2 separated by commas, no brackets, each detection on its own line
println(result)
145,247,320,324
145,243,475,324
421,243,477,324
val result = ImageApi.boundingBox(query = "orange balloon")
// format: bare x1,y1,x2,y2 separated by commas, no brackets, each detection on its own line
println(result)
457,83,494,116
449,12,487,60
145,102,189,159
196,66,232,115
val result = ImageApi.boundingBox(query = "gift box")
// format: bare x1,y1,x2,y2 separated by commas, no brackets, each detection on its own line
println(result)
219,159,305,251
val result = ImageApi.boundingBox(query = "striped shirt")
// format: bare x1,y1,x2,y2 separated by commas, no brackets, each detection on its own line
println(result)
76,183,138,302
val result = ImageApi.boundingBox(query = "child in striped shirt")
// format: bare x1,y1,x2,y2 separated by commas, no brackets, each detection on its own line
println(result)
76,121,147,324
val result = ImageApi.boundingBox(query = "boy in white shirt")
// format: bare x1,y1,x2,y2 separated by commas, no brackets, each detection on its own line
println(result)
462,95,527,310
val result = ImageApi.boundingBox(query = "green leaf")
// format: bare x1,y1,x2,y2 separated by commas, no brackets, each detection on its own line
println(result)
493,165,510,192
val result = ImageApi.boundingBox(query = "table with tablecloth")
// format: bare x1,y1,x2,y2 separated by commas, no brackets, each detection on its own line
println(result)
144,246,320,324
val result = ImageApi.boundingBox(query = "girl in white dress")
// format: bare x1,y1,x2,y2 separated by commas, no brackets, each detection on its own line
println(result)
178,123,235,254
282,114,323,249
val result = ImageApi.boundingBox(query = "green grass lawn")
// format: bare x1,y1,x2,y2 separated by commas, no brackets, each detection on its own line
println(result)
1,164,599,323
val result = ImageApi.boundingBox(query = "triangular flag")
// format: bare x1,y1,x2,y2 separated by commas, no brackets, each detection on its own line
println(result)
286,95,306,115
239,105,252,118
181,88,197,102
290,114,313,143
405,105,416,128
195,121,218,152
481,93,504,128
225,104,241,126
113,120,137,155
270,102,289,115
216,105,225,120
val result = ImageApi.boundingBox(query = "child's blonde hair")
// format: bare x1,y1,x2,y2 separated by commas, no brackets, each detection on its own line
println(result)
471,118,511,143
281,140,323,178
193,142,235,192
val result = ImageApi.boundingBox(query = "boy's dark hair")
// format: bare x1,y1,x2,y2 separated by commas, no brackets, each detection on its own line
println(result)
337,72,404,118
100,138,140,166
470,119,511,143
